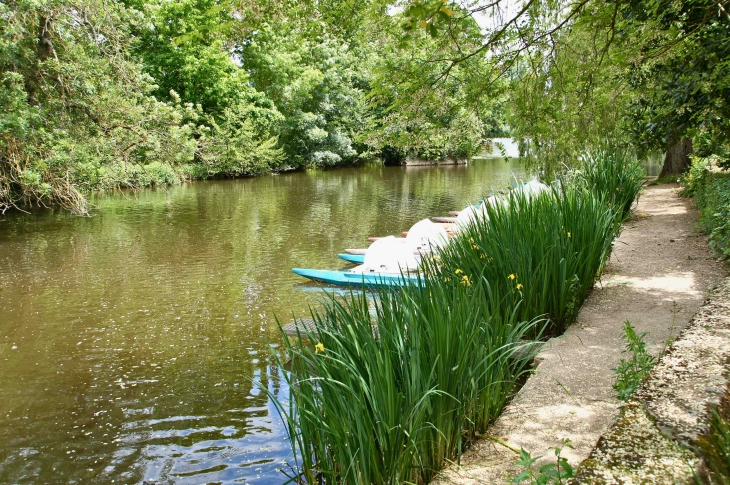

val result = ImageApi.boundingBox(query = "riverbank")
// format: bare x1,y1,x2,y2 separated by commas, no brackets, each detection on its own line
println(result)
432,183,728,484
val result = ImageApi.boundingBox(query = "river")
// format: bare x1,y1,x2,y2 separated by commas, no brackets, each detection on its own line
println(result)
0,159,524,484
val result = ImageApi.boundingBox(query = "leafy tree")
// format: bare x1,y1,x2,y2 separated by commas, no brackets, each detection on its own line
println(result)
0,0,197,213
507,3,636,175
623,0,730,175
400,0,729,175
197,107,284,176
365,6,504,162
238,22,370,167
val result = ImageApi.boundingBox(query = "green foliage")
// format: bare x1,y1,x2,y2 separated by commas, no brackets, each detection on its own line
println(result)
696,390,730,485
437,185,620,333
269,163,642,483
496,0,729,175
198,111,284,176
509,439,576,485
365,7,505,162
273,275,541,484
509,10,636,176
240,24,369,168
401,0,455,38
613,320,656,401
694,130,730,170
681,157,730,260
572,147,646,222
624,0,730,156
0,0,287,213
0,0,200,213
1,0,517,212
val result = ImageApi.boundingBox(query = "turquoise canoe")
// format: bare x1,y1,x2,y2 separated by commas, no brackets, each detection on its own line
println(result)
338,253,365,264
338,253,423,265
292,268,422,288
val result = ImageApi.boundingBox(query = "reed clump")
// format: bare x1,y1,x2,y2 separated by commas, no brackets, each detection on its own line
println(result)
272,152,645,484
437,185,620,334
574,147,646,223
275,277,541,484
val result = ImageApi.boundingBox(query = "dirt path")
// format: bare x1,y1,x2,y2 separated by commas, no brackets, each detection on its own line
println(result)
434,183,728,484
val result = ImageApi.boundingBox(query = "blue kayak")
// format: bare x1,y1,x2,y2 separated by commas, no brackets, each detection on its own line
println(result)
292,268,422,288
338,253,365,264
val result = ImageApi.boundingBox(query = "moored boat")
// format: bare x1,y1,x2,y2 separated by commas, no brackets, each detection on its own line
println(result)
291,268,422,288
293,220,449,288
338,253,365,264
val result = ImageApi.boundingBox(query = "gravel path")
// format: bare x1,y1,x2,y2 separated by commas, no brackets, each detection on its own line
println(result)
433,183,728,484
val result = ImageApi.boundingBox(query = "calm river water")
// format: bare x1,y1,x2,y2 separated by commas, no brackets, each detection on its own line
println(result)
0,159,524,484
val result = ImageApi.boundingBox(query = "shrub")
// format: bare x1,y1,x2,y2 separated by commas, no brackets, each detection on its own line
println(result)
681,157,730,260
137,162,180,187
175,163,210,181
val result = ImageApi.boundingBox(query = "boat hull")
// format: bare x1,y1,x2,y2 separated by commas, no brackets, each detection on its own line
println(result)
292,268,422,288
431,216,457,223
338,253,365,264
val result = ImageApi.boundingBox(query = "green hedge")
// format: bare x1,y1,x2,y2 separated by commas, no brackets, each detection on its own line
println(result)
682,158,730,260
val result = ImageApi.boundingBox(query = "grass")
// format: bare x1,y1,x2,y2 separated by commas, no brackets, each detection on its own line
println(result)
695,389,730,485
269,149,646,484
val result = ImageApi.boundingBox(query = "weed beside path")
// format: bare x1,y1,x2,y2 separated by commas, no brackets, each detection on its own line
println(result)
573,277,730,483
433,183,727,484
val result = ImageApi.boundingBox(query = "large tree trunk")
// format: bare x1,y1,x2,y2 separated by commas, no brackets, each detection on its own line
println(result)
658,137,693,179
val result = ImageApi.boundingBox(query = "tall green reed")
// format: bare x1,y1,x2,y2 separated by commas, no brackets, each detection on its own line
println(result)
437,185,619,333
574,148,645,222
271,272,541,484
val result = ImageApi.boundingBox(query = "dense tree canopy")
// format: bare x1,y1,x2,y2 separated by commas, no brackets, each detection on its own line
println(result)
402,0,729,174
1,0,727,212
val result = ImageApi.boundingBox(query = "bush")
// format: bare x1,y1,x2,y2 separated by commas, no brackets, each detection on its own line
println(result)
681,157,730,260
175,163,210,181
198,112,284,176
137,162,181,187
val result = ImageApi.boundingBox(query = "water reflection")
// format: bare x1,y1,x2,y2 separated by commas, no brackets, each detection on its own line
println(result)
0,160,524,484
